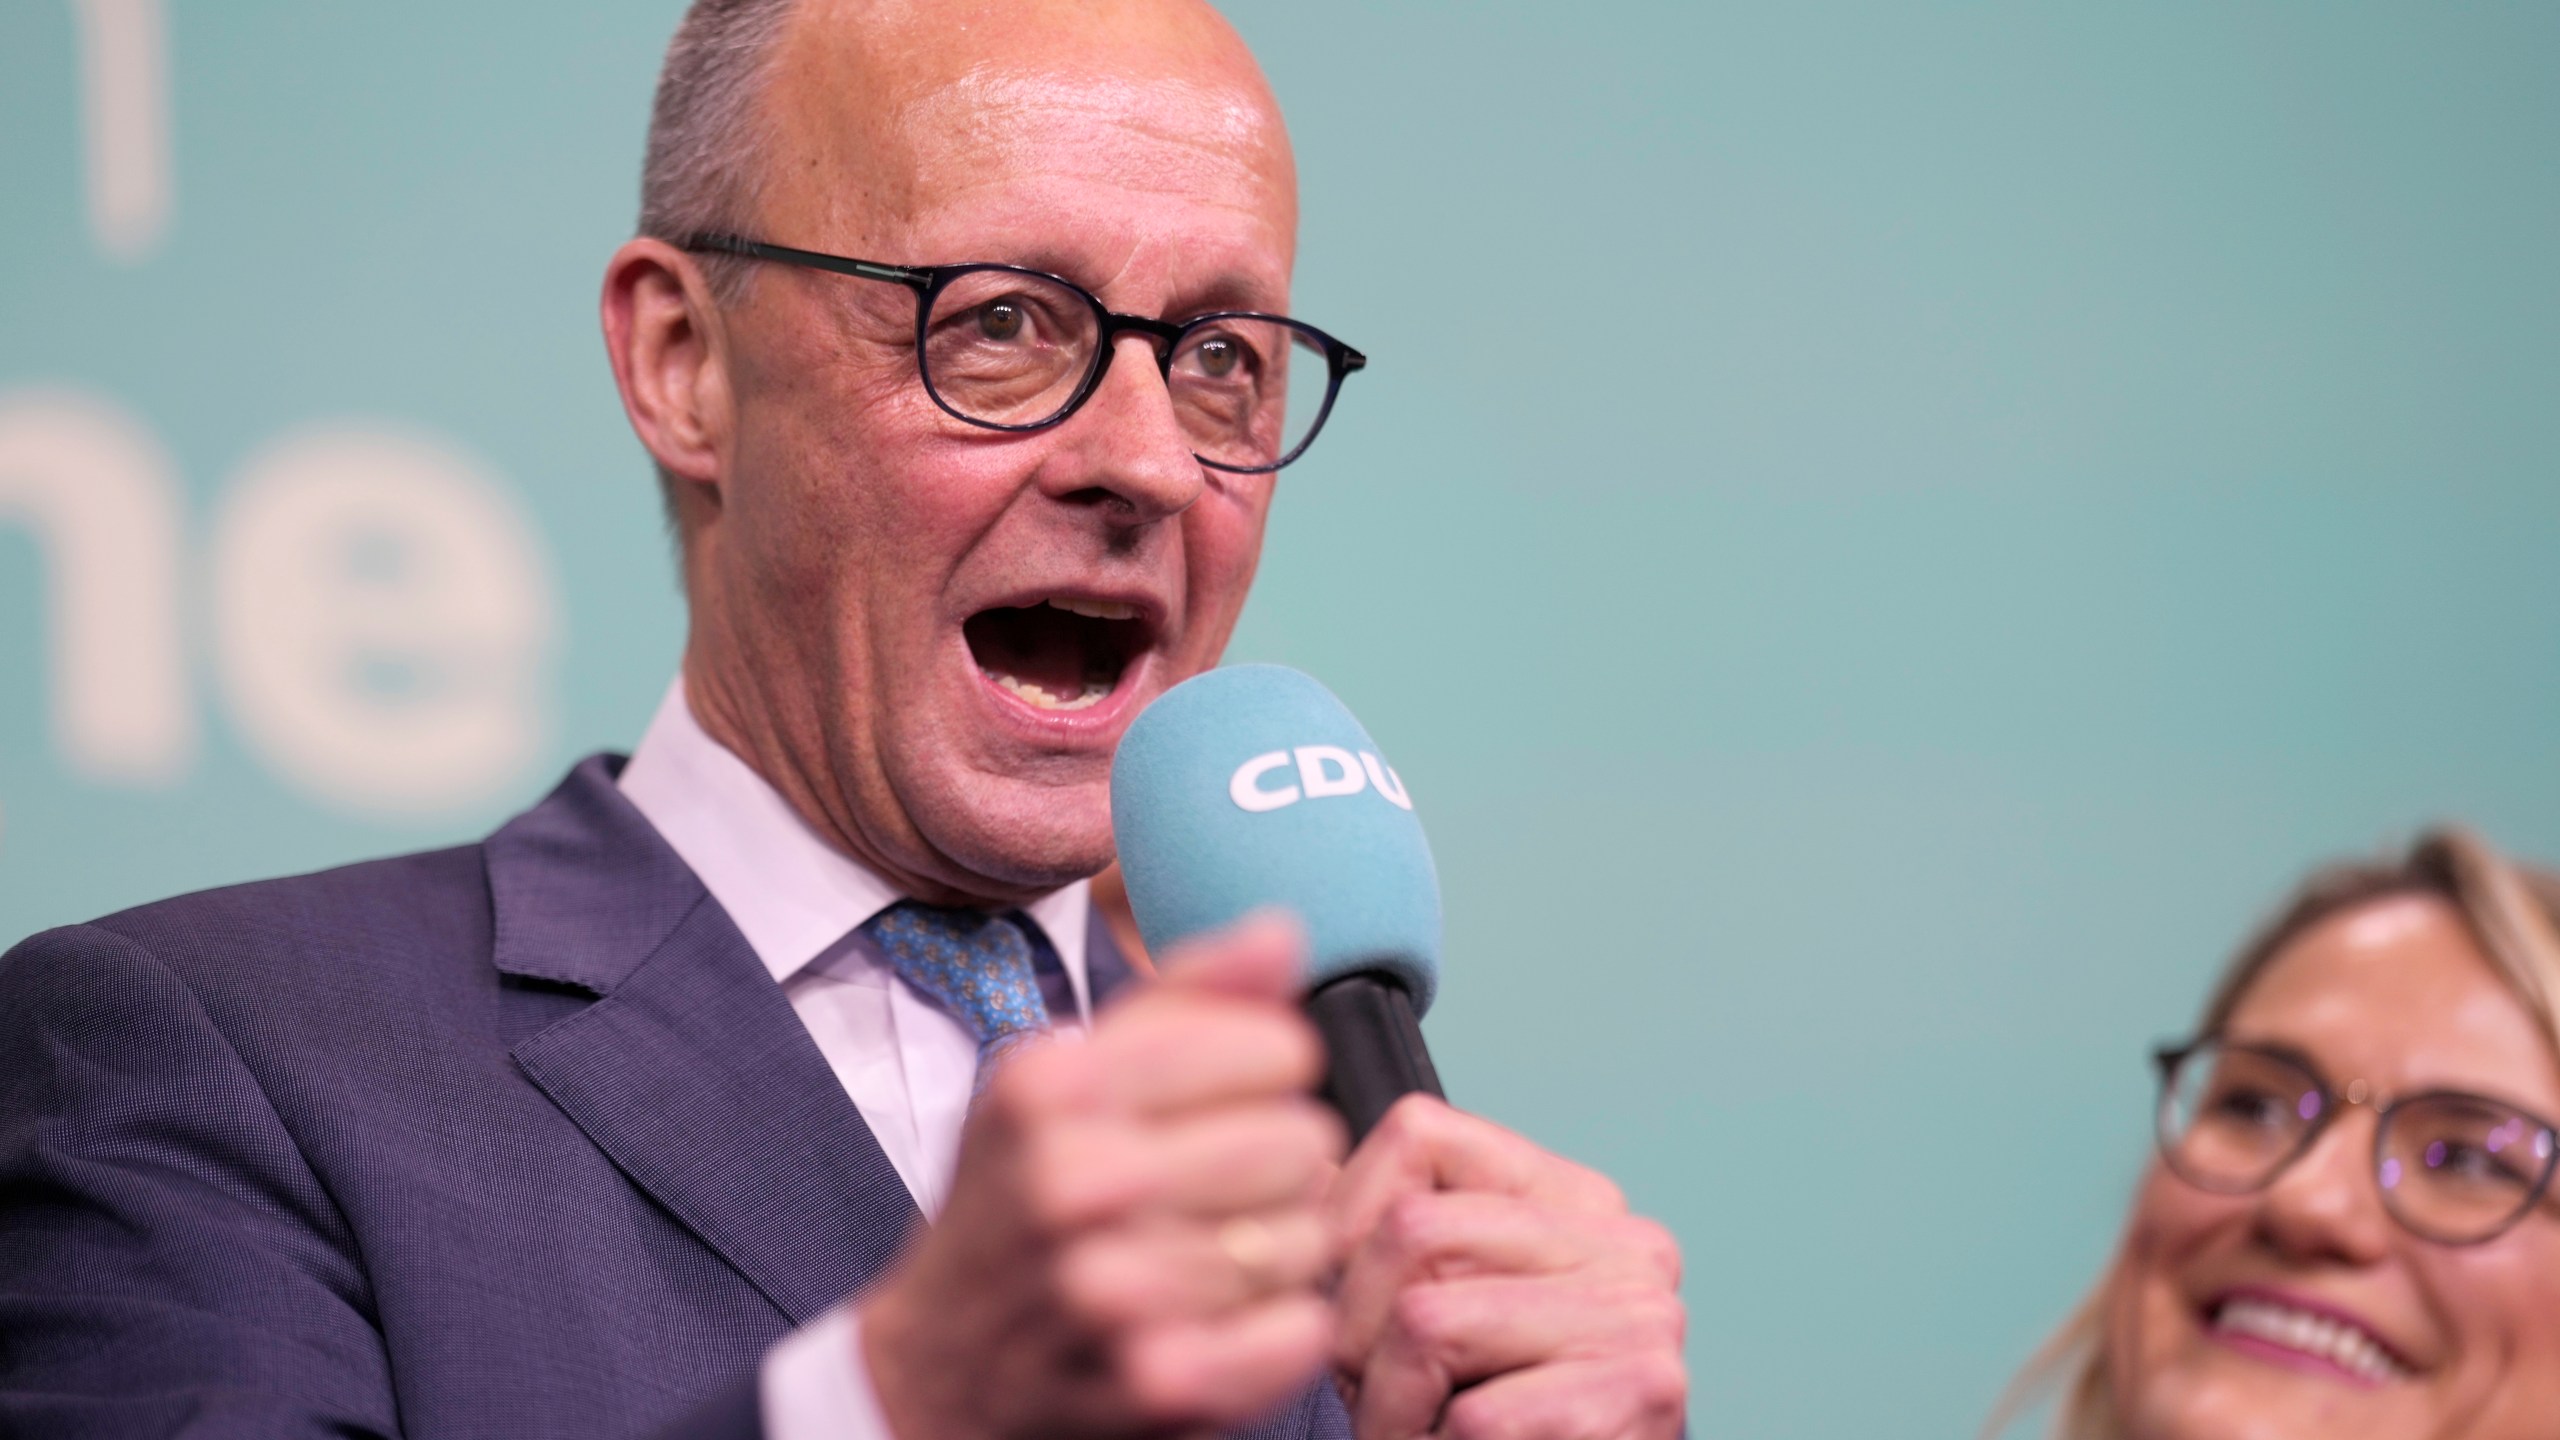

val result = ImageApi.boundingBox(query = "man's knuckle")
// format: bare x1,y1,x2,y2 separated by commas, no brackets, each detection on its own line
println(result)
1378,1191,1444,1259
1278,1098,1338,1156
1224,1027,1319,1097
1295,1101,1349,1165
1582,1281,1681,1346
1624,1215,1683,1283
1575,1168,1628,1214
1631,1285,1688,1345
1278,1013,1326,1080
1629,1348,1690,1414
1438,1386,1517,1440
1372,1092,1438,1147
1387,1283,1457,1349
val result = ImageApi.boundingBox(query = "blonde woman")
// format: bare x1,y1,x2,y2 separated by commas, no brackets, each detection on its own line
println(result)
1992,828,2560,1438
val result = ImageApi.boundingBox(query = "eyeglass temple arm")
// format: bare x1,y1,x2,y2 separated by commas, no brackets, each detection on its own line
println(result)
678,234,932,291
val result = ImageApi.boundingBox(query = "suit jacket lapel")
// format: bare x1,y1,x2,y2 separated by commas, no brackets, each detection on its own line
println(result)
492,757,921,1325
491,762,1341,1435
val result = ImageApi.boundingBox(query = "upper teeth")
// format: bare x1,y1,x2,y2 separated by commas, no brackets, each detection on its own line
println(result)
2214,1298,2408,1384
1047,597,1137,621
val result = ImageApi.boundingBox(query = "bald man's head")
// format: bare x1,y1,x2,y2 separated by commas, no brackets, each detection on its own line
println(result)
642,0,1293,306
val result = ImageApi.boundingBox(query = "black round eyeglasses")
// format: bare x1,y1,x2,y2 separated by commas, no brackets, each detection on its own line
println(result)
2154,1037,2560,1245
682,234,1366,474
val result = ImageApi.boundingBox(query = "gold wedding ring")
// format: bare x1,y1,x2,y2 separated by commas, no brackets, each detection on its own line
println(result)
1215,1215,1283,1289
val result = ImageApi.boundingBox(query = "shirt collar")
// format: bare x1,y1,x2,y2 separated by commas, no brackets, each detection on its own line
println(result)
617,678,1090,1006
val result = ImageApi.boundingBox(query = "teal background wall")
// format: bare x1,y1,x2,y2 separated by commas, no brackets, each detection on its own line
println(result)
5,4,2558,1434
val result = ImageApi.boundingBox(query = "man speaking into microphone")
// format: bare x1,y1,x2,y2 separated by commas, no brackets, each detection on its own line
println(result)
0,2,1686,1437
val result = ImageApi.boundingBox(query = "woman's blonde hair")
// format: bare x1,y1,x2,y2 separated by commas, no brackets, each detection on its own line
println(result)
1984,826,2560,1439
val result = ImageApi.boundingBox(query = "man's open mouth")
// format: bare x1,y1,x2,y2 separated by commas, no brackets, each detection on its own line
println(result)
964,598,1153,712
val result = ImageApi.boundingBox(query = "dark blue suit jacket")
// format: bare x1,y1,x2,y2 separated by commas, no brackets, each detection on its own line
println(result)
0,757,1352,1440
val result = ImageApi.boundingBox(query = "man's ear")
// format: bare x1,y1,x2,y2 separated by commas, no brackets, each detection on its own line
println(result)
601,237,733,497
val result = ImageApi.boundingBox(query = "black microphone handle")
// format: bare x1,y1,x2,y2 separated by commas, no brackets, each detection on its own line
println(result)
1305,970,1445,1144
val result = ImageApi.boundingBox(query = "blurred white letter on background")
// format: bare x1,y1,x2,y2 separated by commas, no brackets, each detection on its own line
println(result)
73,0,172,262
0,389,194,784
211,427,559,817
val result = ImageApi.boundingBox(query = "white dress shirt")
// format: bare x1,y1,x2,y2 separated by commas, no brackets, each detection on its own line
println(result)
618,680,1094,1440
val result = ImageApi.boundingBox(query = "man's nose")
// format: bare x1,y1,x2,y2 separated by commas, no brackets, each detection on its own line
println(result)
1032,333,1206,524
2255,1115,2395,1266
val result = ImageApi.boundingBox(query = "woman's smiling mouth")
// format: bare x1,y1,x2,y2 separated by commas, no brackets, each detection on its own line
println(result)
2206,1290,2414,1387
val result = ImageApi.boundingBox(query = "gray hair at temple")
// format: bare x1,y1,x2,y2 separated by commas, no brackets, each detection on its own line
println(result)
639,0,799,309
632,0,799,533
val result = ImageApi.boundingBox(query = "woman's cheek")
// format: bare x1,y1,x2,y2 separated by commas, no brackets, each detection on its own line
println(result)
2431,1231,2560,1436
2109,1174,2255,1437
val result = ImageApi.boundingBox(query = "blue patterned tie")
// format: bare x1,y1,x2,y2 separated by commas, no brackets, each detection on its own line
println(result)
862,902,1052,1085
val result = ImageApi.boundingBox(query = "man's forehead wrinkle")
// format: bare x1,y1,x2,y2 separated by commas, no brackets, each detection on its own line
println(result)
908,66,1282,164
893,62,1291,209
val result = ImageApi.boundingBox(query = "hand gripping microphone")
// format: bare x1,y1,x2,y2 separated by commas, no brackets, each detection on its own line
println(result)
1111,664,1444,1141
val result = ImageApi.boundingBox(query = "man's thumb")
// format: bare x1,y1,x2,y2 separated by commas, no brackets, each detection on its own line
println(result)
1151,907,1308,1003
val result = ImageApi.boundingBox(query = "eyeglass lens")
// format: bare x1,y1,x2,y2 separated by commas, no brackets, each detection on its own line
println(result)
922,269,1327,470
2159,1040,2560,1242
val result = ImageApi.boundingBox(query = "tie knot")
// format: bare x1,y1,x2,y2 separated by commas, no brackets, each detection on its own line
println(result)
861,902,1050,1056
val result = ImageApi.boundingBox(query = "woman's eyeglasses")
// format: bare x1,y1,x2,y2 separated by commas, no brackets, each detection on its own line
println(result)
2154,1037,2560,1245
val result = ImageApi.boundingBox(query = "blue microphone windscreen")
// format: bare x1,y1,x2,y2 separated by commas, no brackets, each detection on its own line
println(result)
1111,665,1442,1014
